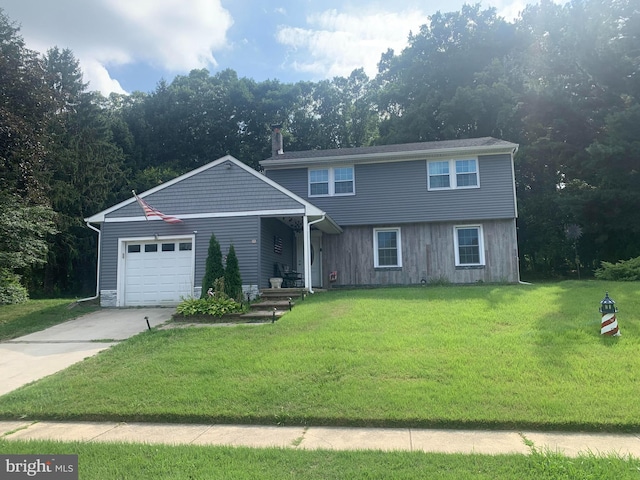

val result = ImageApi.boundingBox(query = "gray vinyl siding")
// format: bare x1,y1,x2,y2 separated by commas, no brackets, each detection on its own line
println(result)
265,154,516,225
259,218,296,288
107,162,302,219
99,217,260,290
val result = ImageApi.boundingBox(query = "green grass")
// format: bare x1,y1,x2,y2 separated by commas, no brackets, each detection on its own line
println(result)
1,439,639,480
0,281,638,431
0,298,99,341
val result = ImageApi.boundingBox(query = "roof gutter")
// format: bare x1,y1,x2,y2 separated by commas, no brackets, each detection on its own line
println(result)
77,222,101,304
261,144,519,169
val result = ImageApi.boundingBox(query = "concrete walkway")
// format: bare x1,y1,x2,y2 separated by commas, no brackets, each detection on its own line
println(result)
1,420,639,458
0,308,173,396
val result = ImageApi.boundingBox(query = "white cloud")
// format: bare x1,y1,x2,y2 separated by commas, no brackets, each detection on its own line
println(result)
493,0,529,21
276,8,429,79
81,58,127,96
1,0,541,94
2,0,233,95
107,0,232,71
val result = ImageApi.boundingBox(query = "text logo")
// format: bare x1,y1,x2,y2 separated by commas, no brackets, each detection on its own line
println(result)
1,455,78,479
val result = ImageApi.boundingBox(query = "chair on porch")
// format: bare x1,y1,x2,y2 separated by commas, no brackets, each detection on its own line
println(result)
274,263,303,288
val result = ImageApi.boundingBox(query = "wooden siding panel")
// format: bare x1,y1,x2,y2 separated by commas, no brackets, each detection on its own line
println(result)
266,154,516,225
322,219,519,286
107,163,302,218
100,217,260,291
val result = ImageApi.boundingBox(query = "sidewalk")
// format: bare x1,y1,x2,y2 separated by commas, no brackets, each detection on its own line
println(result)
2,420,639,458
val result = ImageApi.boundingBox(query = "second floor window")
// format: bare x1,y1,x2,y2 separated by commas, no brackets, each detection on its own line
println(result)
309,169,329,195
309,166,355,196
428,159,479,190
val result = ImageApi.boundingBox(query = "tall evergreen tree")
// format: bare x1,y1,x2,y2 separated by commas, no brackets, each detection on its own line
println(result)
224,244,242,301
39,48,126,294
0,9,54,203
201,234,224,298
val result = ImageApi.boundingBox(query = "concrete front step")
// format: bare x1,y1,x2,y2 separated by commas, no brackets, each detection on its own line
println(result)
241,288,309,321
249,300,294,311
259,288,325,296
259,288,308,302
240,310,286,322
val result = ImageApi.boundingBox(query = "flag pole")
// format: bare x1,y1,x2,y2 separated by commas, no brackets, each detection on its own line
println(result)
132,190,148,220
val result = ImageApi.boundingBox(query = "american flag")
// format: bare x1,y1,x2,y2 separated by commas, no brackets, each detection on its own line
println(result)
132,191,182,224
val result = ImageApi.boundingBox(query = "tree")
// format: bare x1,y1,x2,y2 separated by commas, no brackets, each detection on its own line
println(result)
557,104,640,268
201,234,224,298
288,70,379,151
513,0,640,274
224,244,242,301
38,49,126,294
43,46,87,114
0,9,54,203
376,5,516,143
0,194,56,303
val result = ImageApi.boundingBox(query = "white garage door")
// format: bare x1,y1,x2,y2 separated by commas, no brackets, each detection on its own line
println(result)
123,239,194,306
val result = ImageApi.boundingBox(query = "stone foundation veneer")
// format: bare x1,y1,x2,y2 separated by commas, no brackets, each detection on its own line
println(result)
101,286,259,307
195,285,260,301
194,285,258,300
99,290,117,307
242,284,260,301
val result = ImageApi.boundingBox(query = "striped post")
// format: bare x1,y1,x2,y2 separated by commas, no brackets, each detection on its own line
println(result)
600,292,620,336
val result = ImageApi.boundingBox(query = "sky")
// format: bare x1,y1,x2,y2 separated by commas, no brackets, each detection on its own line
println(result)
2,0,533,96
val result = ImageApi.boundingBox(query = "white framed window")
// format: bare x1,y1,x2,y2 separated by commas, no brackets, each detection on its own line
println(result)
428,159,479,190
309,166,355,196
454,225,485,266
309,169,329,196
374,228,402,268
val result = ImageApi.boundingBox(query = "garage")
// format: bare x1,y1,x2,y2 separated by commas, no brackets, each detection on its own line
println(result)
122,238,194,306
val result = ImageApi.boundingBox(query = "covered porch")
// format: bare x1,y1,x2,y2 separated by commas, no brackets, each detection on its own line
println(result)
260,211,341,292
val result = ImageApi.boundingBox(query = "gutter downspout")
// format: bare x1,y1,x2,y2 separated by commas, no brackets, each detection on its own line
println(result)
77,222,101,303
304,215,326,294
511,145,527,285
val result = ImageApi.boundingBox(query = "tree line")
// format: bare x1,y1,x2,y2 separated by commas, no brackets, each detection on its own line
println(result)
1,0,638,299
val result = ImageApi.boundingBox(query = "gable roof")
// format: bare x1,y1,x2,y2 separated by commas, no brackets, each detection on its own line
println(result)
260,137,518,168
85,155,342,233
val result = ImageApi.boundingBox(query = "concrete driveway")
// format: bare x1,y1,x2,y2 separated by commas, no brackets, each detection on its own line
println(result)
0,308,173,396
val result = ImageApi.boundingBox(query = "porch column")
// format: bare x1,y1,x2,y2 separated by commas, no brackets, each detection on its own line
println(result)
302,215,312,292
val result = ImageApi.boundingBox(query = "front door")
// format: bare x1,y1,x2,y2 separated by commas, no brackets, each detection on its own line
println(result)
296,231,323,287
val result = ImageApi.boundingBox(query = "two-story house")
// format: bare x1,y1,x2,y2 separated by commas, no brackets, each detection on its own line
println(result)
85,132,519,307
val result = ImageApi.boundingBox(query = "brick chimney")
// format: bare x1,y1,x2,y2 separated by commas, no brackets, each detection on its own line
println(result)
271,124,283,157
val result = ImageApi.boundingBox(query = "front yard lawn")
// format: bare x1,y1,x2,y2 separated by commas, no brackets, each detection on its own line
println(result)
0,281,638,431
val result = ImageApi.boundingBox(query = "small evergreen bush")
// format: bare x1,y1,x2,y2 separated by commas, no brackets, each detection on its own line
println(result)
224,244,242,300
595,256,640,281
201,234,224,298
